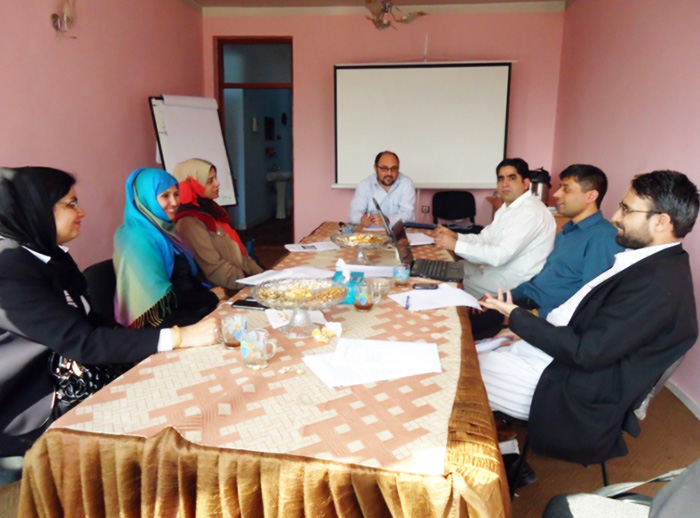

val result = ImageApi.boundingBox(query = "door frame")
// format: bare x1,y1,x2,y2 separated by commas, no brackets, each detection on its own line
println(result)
214,37,294,232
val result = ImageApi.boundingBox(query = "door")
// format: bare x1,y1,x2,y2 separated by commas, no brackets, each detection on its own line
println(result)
217,38,293,233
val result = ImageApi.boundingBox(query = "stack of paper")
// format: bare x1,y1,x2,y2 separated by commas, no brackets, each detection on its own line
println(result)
389,284,481,311
303,338,442,388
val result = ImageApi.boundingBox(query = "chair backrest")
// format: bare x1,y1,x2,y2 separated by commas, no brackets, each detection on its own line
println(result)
634,355,685,421
432,191,477,224
83,259,118,327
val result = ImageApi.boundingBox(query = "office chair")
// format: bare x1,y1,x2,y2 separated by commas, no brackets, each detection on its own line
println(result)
432,191,483,234
543,458,700,518
497,355,686,499
83,259,118,327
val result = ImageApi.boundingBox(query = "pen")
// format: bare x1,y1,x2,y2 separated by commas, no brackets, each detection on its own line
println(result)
405,295,410,310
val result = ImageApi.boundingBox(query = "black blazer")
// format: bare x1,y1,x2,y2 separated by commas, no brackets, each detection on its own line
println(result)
0,239,160,448
509,244,698,464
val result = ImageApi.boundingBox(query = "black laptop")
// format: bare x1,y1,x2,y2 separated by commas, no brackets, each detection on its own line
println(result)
371,199,464,282
391,220,465,283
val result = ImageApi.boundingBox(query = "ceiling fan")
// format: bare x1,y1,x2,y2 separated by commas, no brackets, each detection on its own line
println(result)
365,0,427,30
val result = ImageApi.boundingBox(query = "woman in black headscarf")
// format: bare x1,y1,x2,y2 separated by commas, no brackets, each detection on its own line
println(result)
0,167,218,455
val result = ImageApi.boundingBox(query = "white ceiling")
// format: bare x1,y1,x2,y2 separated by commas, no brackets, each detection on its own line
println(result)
191,0,561,7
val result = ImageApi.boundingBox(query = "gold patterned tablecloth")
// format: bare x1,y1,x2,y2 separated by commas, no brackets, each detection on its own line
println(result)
18,222,509,518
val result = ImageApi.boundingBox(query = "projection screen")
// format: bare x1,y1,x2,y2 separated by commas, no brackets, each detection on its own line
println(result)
334,62,511,189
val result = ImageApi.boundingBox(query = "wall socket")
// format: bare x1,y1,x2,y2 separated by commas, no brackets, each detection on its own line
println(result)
421,206,430,213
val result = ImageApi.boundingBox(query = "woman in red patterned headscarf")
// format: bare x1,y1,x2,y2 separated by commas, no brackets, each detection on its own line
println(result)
172,159,264,290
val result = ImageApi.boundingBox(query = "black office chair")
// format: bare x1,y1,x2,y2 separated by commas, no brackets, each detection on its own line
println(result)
432,191,483,234
498,355,686,499
83,259,119,328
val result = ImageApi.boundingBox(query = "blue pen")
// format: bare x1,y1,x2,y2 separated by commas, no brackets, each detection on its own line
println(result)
405,295,410,310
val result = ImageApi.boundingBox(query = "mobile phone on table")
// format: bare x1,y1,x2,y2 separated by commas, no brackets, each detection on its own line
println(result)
413,283,438,290
228,298,267,310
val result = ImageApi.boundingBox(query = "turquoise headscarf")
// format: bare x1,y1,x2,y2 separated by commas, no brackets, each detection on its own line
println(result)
113,168,197,328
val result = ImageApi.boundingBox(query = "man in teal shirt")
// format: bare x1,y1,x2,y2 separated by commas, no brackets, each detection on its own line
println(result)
471,164,623,339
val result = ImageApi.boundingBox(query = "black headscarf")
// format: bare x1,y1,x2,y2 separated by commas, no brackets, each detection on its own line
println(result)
0,166,87,301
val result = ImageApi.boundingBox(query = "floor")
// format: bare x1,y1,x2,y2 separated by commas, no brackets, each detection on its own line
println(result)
511,387,700,517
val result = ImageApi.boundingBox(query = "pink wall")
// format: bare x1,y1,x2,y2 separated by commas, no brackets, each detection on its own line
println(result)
202,9,564,237
0,0,203,268
553,0,700,406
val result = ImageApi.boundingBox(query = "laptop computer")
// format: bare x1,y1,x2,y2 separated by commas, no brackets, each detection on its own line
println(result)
372,198,394,241
391,220,465,283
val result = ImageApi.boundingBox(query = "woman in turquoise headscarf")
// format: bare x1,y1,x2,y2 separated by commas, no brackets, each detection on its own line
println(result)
114,168,226,329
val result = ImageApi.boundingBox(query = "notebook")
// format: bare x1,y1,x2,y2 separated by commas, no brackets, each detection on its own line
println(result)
391,221,464,283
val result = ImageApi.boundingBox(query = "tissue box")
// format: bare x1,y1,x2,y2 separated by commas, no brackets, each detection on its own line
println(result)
333,271,365,304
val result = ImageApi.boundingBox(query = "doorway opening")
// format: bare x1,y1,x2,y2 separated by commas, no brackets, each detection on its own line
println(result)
217,38,293,261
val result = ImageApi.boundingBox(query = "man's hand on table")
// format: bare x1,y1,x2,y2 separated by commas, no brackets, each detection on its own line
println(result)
180,317,219,348
210,286,228,301
361,213,383,227
434,225,458,251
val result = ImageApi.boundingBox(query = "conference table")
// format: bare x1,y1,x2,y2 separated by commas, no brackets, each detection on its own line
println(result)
18,222,509,518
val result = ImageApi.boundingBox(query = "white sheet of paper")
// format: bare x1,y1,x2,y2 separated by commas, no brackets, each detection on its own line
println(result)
407,232,435,246
265,309,327,329
284,242,340,253
238,267,334,286
302,338,442,388
389,284,482,311
361,225,386,231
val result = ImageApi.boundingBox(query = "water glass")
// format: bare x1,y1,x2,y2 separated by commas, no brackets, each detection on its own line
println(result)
393,263,411,286
240,329,277,369
220,314,247,348
354,282,379,312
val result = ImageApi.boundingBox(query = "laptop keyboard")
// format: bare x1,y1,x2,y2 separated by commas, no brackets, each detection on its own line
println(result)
413,259,451,279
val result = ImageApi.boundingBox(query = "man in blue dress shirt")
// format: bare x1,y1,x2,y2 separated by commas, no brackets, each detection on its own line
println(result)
349,151,416,227
471,164,623,339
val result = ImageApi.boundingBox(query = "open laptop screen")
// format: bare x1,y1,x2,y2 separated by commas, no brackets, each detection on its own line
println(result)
391,221,414,265
372,197,394,239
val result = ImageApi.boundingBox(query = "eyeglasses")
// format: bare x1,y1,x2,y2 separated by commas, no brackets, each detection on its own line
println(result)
617,202,661,216
58,200,80,210
377,166,399,173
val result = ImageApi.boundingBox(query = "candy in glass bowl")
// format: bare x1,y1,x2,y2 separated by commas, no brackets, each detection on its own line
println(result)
251,278,348,338
330,231,393,264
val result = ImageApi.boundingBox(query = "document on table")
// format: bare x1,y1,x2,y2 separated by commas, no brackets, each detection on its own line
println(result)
389,284,482,311
302,338,442,388
407,232,435,246
238,267,334,286
284,242,340,253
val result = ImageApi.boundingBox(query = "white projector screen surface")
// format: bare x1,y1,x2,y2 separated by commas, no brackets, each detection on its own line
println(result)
335,63,510,189
150,95,237,206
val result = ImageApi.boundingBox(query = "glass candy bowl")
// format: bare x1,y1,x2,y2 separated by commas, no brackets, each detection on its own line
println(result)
251,279,348,338
330,231,393,265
